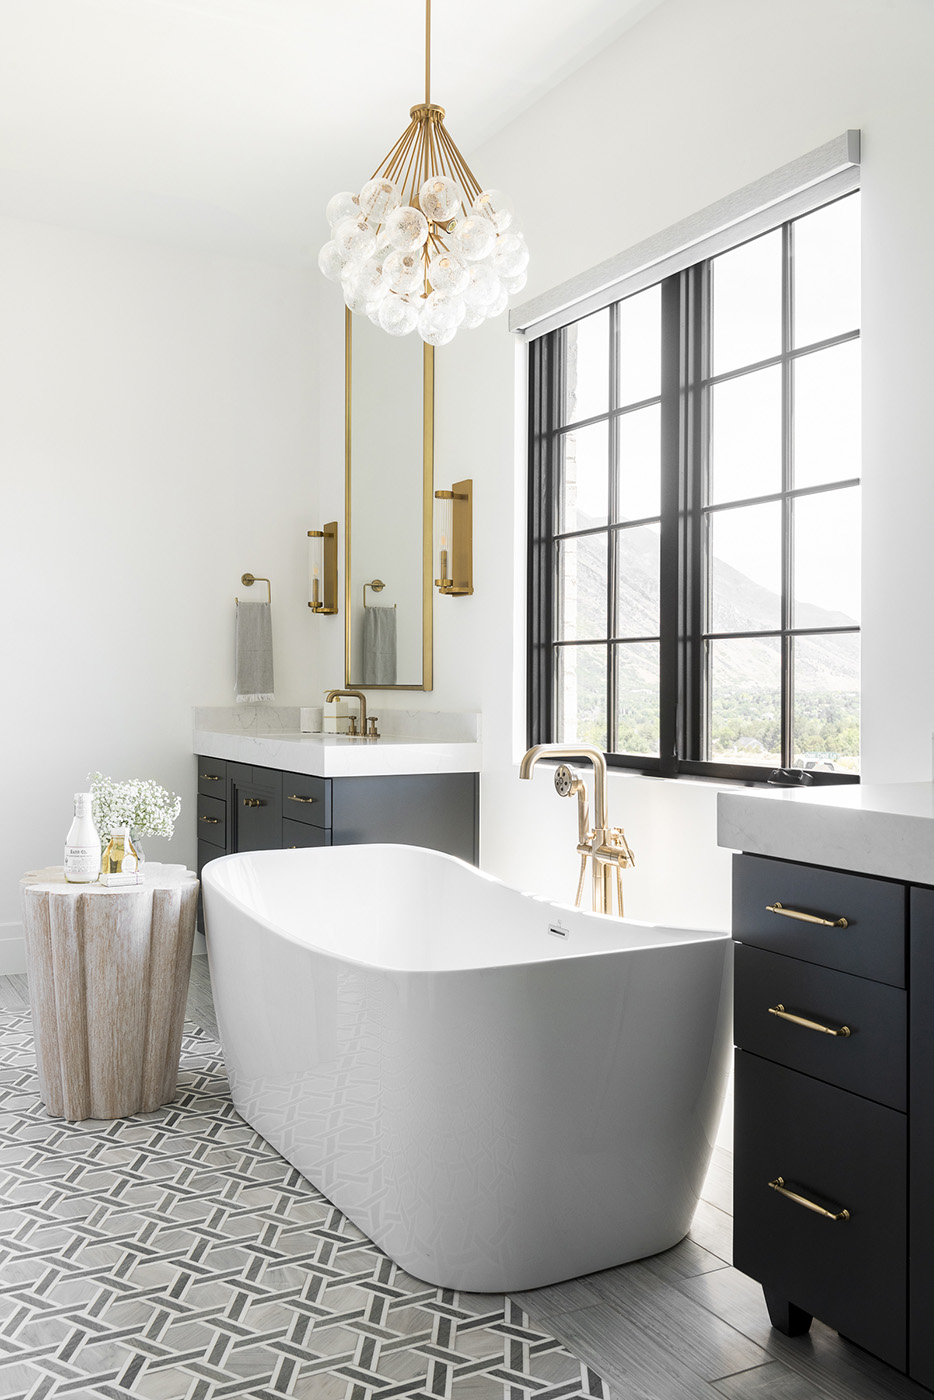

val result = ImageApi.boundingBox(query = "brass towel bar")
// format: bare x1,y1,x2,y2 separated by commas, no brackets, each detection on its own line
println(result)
236,573,271,605
363,578,396,608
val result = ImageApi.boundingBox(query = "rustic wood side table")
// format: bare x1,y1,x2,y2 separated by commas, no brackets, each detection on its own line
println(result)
20,863,199,1121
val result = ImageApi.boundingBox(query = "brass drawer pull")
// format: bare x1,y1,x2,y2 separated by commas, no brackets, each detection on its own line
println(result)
769,1177,850,1221
768,1003,851,1037
242,798,264,808
287,794,315,804
199,773,222,781
199,816,220,824
766,901,848,929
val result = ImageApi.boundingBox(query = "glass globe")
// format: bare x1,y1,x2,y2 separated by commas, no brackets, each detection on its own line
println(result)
385,204,429,253
427,251,469,295
334,216,376,263
374,229,396,263
359,176,401,223
317,240,344,284
450,215,496,263
500,269,528,294
422,290,466,326
485,284,510,319
462,263,500,308
351,258,391,303
378,294,421,337
472,189,515,233
490,231,529,276
344,280,378,315
419,175,462,224
326,191,361,228
461,304,486,330
385,249,424,295
419,317,457,347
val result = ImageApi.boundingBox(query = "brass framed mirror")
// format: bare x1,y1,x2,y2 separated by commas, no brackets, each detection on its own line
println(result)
344,309,433,690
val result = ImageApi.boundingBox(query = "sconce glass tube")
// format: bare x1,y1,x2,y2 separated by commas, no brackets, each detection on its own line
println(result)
434,492,454,591
308,523,339,614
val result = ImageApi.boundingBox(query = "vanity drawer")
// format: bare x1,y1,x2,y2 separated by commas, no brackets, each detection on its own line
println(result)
733,1050,906,1371
197,757,226,797
282,772,331,829
733,854,906,987
734,943,906,1110
282,818,332,849
197,793,227,847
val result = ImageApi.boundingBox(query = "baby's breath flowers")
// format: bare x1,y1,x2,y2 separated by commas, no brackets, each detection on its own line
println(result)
88,773,181,841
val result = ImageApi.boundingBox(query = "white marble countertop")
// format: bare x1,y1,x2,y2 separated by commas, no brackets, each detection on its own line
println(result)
192,706,481,778
717,782,934,886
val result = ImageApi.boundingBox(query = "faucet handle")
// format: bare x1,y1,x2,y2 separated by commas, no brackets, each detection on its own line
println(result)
367,716,380,739
347,715,357,736
608,827,636,868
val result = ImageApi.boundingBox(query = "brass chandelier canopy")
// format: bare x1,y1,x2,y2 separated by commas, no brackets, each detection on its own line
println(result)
318,0,528,344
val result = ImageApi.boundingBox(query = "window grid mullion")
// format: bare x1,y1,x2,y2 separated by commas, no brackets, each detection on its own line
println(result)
606,304,619,752
781,219,795,768
658,276,683,778
690,263,709,764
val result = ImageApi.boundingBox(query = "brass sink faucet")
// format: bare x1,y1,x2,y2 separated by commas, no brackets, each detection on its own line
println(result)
325,689,369,738
519,744,635,916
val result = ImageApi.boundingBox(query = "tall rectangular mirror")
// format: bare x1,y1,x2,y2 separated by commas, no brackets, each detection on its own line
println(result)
345,311,434,690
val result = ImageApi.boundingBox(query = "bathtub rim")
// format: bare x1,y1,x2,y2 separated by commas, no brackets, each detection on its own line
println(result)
201,843,730,975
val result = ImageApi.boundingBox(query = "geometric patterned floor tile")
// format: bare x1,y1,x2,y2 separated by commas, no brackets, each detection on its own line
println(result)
0,1011,608,1400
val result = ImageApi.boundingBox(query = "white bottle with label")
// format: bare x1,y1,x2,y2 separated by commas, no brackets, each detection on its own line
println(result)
64,792,100,883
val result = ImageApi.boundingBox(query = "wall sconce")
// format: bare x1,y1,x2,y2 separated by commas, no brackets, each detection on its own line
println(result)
307,523,338,614
433,480,473,597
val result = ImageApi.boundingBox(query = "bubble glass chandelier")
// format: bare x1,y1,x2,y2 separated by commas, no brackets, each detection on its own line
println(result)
317,0,527,345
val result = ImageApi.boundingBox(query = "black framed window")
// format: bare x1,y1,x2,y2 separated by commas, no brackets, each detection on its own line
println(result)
528,191,860,783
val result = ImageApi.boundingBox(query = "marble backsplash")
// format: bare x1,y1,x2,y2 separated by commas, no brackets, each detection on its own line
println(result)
193,705,480,743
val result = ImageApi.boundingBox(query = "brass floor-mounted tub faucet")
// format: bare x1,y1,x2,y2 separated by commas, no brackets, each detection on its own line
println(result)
519,744,635,916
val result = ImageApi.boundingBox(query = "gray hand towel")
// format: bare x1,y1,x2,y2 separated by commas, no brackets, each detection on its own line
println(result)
235,601,275,701
361,606,397,685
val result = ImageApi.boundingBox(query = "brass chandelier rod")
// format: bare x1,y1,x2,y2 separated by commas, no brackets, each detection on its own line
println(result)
425,0,431,107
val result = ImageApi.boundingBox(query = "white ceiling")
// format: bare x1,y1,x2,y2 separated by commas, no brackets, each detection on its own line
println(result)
0,0,662,261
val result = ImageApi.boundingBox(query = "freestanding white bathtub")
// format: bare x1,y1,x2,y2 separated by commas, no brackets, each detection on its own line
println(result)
202,844,732,1292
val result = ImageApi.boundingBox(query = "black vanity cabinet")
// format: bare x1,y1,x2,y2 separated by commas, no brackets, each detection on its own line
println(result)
195,755,479,891
731,851,934,1383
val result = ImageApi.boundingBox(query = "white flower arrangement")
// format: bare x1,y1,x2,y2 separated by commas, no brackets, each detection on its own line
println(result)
88,772,182,841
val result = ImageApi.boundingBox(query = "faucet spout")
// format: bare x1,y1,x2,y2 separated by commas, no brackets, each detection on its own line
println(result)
325,688,367,737
519,743,608,833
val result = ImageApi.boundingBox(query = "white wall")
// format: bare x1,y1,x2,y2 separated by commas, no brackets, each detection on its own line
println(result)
1,216,320,969
312,0,934,935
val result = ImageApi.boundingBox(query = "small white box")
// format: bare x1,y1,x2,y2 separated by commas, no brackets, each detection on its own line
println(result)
322,700,349,733
300,706,324,733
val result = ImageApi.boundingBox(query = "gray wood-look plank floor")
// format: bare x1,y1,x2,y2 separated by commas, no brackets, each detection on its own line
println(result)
2,959,929,1400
